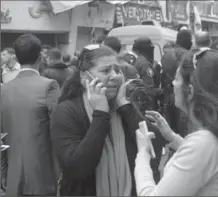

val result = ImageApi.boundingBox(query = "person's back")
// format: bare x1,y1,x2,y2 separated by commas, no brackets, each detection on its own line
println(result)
42,48,73,87
194,31,212,50
42,62,73,88
161,45,187,92
1,34,60,196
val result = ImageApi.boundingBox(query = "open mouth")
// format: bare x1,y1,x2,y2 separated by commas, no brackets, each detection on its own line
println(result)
107,86,118,89
107,83,119,88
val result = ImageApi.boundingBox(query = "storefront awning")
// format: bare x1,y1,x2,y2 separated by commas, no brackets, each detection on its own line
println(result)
50,0,129,14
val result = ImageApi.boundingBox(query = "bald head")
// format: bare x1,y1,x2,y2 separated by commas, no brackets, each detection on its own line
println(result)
195,31,212,48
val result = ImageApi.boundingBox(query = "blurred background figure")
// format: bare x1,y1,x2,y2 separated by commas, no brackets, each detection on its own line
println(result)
178,26,188,31
41,44,52,57
96,34,107,44
1,47,20,84
194,31,212,50
62,53,72,67
118,54,139,80
132,37,162,112
42,48,74,88
176,29,193,51
163,41,175,55
103,36,121,54
39,44,52,74
74,50,81,59
69,57,78,68
120,51,137,66
161,29,193,138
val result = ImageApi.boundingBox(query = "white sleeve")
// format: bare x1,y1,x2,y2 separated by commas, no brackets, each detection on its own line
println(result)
134,132,216,196
168,133,184,151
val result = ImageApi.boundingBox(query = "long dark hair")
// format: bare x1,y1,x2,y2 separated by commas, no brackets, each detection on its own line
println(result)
179,49,218,138
58,45,117,104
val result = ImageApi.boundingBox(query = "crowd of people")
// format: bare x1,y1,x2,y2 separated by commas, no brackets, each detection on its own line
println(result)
1,28,218,196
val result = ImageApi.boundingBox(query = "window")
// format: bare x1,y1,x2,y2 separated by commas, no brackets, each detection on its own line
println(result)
121,44,162,62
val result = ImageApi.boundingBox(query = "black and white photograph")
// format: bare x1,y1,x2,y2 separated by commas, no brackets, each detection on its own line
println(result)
1,0,218,196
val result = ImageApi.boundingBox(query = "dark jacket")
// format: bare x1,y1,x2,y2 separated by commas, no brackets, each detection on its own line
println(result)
1,70,61,195
161,45,189,137
42,62,74,88
134,55,162,111
161,45,187,102
38,56,48,74
134,55,155,87
51,97,164,196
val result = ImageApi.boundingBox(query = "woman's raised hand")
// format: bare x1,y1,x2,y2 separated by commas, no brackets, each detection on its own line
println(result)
145,111,175,142
116,75,130,108
86,78,109,113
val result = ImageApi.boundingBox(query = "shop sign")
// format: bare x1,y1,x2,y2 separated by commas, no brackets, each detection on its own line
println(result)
1,8,12,24
193,1,218,18
166,0,188,22
116,1,163,25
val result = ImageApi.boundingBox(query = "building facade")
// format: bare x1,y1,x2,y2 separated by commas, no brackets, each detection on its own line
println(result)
62,1,116,53
2,0,216,54
1,0,117,54
1,0,71,49
192,0,218,39
160,0,218,39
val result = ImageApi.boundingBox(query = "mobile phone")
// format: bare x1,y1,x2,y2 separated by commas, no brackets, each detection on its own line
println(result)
85,71,96,82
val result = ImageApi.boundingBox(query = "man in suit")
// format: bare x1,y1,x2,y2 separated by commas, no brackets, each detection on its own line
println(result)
1,34,60,196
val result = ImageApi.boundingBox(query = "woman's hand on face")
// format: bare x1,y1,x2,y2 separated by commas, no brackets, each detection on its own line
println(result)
116,75,130,108
86,78,109,113
145,111,175,142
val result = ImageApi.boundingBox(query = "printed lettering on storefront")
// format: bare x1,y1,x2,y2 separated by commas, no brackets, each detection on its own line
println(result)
116,1,163,25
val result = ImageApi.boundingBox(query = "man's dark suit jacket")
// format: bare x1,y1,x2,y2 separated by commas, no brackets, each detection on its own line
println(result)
1,69,60,196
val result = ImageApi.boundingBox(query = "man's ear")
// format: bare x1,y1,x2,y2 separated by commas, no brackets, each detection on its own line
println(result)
188,84,194,101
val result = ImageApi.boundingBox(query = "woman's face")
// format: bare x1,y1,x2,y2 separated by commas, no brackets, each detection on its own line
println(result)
89,55,123,100
172,68,185,111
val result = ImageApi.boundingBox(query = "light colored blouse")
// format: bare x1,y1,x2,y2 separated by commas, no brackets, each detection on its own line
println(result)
135,129,218,196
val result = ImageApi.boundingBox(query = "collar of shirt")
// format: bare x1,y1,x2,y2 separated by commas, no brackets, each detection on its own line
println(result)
19,68,40,76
